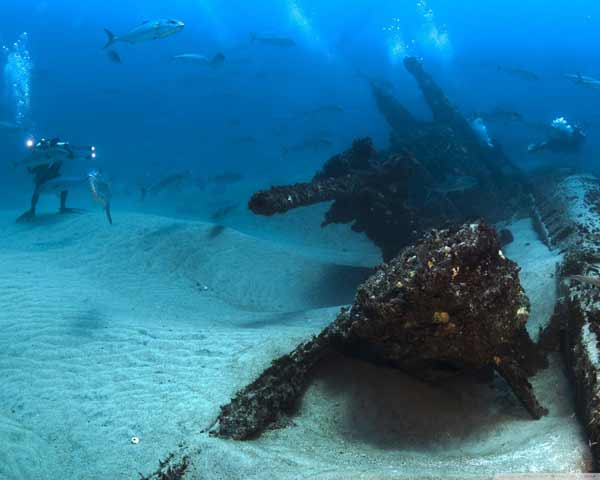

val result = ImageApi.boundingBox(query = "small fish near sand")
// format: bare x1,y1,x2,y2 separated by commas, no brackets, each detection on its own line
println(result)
497,65,540,82
250,33,296,48
103,19,185,49
172,53,225,68
210,203,239,222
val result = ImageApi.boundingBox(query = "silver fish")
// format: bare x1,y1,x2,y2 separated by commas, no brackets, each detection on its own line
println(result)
564,73,600,90
38,176,89,195
172,53,225,67
89,170,113,224
103,19,184,49
0,120,22,132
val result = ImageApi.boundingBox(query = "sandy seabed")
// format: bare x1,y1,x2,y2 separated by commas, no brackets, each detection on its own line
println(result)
0,204,592,479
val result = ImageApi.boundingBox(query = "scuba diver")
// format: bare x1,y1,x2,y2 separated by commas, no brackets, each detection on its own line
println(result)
528,116,586,154
16,137,97,222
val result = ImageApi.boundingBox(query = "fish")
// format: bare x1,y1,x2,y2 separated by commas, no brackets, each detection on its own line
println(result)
38,176,89,195
476,108,523,124
107,49,122,64
172,53,225,68
140,171,193,199
103,19,185,49
88,170,113,224
250,32,296,48
569,275,600,287
39,172,113,224
564,73,600,90
431,175,479,194
497,65,540,81
283,138,333,156
0,120,22,133
210,203,239,222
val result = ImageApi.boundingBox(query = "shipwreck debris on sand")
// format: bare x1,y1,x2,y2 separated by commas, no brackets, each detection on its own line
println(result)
213,222,547,440
531,173,600,470
249,57,527,260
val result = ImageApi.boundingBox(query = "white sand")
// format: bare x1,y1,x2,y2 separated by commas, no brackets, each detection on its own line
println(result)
0,207,591,479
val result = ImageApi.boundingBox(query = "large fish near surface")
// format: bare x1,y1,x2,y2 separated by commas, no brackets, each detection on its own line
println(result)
172,53,225,67
103,19,184,49
250,32,296,48
564,73,600,90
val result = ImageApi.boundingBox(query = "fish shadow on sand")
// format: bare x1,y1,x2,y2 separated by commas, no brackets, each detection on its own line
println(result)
310,351,529,450
64,308,110,338
239,310,317,329
206,224,227,239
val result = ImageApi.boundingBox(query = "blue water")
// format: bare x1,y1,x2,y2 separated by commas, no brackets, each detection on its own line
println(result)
2,0,599,200
0,1,598,478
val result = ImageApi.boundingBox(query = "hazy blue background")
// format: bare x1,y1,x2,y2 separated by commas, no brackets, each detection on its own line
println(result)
1,0,599,208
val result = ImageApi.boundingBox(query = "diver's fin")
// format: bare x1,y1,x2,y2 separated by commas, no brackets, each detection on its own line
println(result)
105,204,113,225
103,29,117,49
140,187,147,200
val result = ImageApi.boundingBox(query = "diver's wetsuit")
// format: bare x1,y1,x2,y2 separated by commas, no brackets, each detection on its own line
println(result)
529,128,586,154
16,161,70,222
